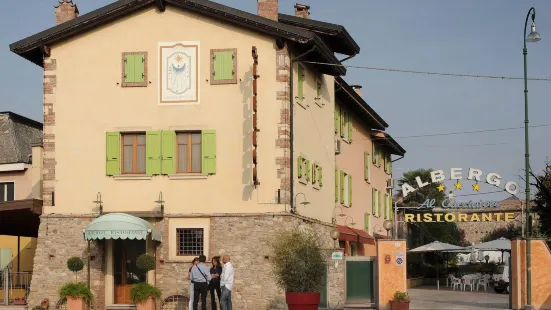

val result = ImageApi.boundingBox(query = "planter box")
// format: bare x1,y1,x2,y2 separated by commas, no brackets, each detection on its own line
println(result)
285,292,320,310
136,297,156,310
66,297,85,310
390,300,410,310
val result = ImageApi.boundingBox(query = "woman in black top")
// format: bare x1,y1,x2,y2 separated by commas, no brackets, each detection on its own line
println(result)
209,256,223,310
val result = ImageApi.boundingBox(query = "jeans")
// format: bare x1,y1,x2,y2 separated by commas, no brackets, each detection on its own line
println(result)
220,286,232,310
209,282,222,310
193,282,208,310
189,282,194,310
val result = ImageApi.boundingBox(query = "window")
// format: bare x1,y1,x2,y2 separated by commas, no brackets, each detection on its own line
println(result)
297,156,310,183
210,48,237,85
122,52,148,87
176,228,204,257
385,193,390,219
315,77,323,107
364,152,370,182
334,104,340,134
372,143,381,167
340,170,352,206
177,132,202,173
372,188,381,217
122,133,146,174
311,163,323,189
0,182,14,202
340,109,352,142
364,212,371,233
385,153,393,174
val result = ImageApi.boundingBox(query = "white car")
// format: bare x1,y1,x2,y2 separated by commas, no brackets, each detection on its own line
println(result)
492,265,509,294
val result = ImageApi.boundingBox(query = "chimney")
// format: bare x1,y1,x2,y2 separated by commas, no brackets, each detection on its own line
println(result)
350,85,362,97
257,0,278,21
294,4,310,19
55,0,79,25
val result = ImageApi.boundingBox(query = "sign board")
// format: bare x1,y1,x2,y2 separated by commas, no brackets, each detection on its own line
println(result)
331,252,343,260
395,251,404,267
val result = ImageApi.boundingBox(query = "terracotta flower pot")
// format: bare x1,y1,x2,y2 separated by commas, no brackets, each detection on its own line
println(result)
136,296,156,310
66,297,85,310
285,292,320,310
390,300,410,310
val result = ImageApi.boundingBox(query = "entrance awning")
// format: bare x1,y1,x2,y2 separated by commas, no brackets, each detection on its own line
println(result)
337,225,375,245
0,199,42,237
84,213,162,242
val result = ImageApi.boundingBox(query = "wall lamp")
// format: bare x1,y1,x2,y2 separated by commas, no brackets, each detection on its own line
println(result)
344,216,356,227
92,192,103,215
332,206,346,224
292,193,310,214
155,191,165,215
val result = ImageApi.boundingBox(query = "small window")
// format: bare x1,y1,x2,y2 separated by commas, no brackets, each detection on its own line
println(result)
315,77,323,107
122,133,146,174
177,132,202,173
176,228,204,256
122,52,148,87
210,48,237,85
0,182,15,202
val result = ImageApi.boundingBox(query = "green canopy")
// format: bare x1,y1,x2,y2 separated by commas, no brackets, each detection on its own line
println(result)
84,213,162,242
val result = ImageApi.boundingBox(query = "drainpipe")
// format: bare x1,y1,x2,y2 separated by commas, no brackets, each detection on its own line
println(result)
290,46,317,213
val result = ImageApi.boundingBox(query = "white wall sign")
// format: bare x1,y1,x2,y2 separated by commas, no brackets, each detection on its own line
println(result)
158,41,199,105
331,252,343,260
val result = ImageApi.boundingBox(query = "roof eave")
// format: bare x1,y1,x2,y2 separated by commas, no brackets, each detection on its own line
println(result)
372,131,406,156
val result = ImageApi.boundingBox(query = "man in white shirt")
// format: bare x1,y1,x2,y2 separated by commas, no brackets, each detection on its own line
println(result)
220,254,235,310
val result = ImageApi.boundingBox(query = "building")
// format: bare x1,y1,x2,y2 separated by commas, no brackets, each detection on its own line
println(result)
9,1,405,309
0,111,43,303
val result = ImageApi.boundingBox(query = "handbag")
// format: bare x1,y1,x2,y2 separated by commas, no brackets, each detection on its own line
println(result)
193,265,210,291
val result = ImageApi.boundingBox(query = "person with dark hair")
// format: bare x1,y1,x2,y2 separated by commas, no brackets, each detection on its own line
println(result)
188,257,199,310
209,256,223,310
190,254,212,310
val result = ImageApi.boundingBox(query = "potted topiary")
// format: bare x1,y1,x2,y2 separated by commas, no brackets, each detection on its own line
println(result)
270,226,326,310
390,291,410,310
59,257,92,310
131,254,160,310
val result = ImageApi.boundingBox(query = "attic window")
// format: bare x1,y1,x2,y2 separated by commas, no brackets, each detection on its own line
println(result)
210,48,237,85
121,52,148,87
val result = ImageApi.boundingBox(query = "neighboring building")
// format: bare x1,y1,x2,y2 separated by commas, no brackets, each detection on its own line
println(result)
9,1,403,309
0,111,43,303
333,78,405,256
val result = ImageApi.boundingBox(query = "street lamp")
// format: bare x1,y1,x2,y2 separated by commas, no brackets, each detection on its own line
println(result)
383,220,394,238
523,7,541,309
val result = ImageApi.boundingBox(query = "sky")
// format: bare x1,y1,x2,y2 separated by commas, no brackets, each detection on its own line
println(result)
1,0,550,202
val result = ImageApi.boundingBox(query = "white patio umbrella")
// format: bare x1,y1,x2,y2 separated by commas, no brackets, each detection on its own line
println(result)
408,241,466,290
471,237,511,261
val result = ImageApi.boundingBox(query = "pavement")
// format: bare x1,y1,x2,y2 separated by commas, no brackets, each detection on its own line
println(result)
409,285,510,309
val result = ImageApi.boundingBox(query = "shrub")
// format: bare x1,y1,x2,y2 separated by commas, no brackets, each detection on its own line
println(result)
136,254,156,272
270,226,326,293
59,282,93,303
130,283,161,304
393,291,410,302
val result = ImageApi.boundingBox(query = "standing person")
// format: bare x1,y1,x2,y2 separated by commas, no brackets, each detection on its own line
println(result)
220,255,234,310
209,256,223,310
188,257,199,310
190,255,212,310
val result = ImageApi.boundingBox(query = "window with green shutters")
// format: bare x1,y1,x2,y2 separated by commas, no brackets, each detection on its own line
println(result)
122,133,146,174
146,131,162,175
201,130,217,174
378,189,382,218
318,166,323,186
340,109,346,138
176,132,202,173
334,104,340,134
372,144,377,165
106,132,121,176
297,64,305,103
335,168,338,202
211,48,237,85
298,156,303,179
340,170,345,204
384,193,389,219
122,52,147,87
305,160,311,181
364,212,370,233
364,152,370,182
161,131,176,175
390,196,393,220
372,188,377,216
348,174,352,206
347,113,353,142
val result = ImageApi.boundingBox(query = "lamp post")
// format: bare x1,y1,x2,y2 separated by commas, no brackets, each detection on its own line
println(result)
383,220,394,238
523,7,541,309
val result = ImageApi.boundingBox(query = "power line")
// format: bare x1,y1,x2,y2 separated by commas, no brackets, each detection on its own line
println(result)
395,124,551,139
302,61,551,81
454,190,505,197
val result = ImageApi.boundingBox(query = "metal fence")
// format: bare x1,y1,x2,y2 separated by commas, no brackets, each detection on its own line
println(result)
0,269,32,305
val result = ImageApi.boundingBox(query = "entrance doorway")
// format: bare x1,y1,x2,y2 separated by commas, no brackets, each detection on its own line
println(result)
113,239,147,304
345,256,375,307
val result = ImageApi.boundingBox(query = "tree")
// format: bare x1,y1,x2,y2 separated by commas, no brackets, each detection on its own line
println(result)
531,163,551,235
398,168,446,207
481,224,521,242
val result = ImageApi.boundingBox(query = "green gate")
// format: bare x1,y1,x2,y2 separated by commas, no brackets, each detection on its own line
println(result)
346,257,375,304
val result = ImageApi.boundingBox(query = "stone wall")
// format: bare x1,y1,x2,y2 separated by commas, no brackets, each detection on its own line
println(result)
156,213,344,309
456,211,521,244
27,215,104,310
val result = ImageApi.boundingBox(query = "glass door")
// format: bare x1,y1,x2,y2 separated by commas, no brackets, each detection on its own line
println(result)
114,240,146,304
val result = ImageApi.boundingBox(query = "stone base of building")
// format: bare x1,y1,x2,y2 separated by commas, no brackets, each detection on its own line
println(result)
27,213,345,310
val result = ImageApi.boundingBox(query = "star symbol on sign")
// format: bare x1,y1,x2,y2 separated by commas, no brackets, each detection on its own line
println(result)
175,54,183,62
473,183,480,192
437,184,445,192
455,182,463,190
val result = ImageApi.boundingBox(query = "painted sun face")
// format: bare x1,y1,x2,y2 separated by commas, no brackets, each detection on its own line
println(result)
167,52,191,94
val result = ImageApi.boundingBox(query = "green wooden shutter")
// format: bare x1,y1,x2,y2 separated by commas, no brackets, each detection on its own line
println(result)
389,159,393,174
335,168,338,202
364,212,370,232
347,113,353,142
340,171,345,204
316,79,322,97
297,156,303,178
214,51,234,80
340,110,345,138
161,130,176,175
311,163,316,183
378,190,382,217
372,144,377,164
348,174,352,206
134,54,145,83
334,104,339,133
124,55,135,83
297,64,304,101
305,160,311,181
146,131,162,175
202,130,217,174
318,166,323,186
384,194,389,219
390,196,393,220
372,188,376,215
364,152,369,181
106,132,121,176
